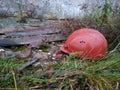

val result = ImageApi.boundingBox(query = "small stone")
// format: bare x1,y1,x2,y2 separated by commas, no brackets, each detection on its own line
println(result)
51,42,55,45
47,52,51,55
38,50,42,52
0,49,5,52
52,57,55,60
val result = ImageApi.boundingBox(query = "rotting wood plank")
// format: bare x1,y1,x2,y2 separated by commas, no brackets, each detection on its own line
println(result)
0,34,66,46
0,21,67,46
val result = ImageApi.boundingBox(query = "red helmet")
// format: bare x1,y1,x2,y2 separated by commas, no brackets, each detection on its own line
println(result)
60,28,108,60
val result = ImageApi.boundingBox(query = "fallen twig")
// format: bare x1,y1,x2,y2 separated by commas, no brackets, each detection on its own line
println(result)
17,58,39,73
109,42,120,54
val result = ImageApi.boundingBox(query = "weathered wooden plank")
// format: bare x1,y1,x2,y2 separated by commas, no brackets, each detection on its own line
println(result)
4,29,61,36
0,20,66,46
0,34,66,46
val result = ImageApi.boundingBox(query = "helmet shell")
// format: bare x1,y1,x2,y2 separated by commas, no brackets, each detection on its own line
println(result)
60,28,108,60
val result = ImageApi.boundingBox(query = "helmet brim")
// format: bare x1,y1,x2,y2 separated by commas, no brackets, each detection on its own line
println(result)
60,45,70,54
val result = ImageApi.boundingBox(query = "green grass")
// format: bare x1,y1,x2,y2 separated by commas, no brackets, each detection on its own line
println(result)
0,57,25,88
0,52,120,89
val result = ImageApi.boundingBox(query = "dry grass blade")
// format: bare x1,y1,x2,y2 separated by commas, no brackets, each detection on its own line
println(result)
99,76,114,90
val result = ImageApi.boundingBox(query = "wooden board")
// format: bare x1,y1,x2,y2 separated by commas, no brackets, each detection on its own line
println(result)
0,21,67,46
